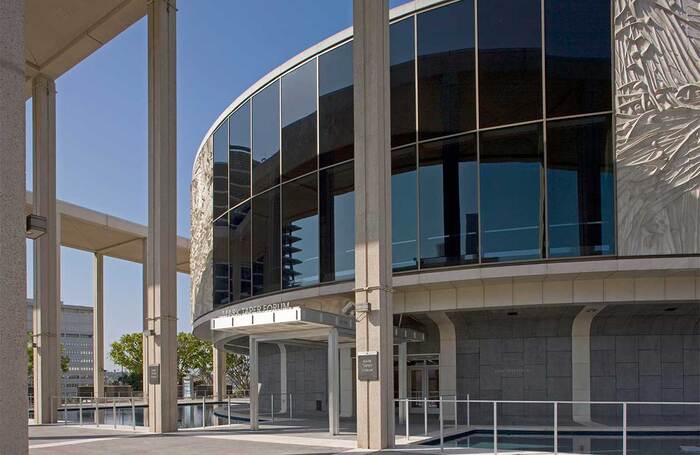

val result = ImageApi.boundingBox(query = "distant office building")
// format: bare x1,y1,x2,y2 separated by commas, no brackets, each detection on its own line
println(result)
27,300,93,397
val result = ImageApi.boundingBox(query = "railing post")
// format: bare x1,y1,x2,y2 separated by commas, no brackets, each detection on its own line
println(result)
63,397,67,425
96,398,100,427
467,394,470,429
623,402,627,455
271,394,274,424
227,396,231,426
493,401,497,454
553,401,558,455
131,398,135,430
79,399,83,426
113,398,117,429
202,396,206,428
289,393,293,421
405,399,410,440
424,396,428,435
439,396,444,452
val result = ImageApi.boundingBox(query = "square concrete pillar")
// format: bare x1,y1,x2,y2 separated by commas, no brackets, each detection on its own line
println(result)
352,0,394,449
32,74,61,425
93,254,104,399
249,337,259,430
0,0,29,451
328,329,339,435
146,0,178,433
212,346,226,401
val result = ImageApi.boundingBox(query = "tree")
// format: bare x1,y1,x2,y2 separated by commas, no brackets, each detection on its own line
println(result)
177,332,212,383
109,333,143,391
27,332,70,378
225,353,249,395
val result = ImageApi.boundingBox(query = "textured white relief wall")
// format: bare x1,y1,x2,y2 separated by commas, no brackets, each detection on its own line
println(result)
616,0,700,255
190,137,214,323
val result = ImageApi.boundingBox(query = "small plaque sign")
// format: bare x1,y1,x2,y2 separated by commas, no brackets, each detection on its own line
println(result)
148,364,160,385
357,351,379,381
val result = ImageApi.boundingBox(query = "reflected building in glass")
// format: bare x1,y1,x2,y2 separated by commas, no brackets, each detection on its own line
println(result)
191,0,700,432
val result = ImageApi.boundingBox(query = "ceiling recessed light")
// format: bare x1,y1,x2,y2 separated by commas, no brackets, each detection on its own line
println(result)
664,307,678,312
507,311,518,316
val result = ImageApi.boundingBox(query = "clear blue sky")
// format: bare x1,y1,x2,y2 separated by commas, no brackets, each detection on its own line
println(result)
25,0,407,370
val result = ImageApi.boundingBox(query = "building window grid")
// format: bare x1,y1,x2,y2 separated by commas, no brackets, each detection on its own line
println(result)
210,0,615,305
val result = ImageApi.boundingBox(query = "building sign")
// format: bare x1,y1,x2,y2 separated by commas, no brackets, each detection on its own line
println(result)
357,351,379,381
220,301,291,317
148,364,160,385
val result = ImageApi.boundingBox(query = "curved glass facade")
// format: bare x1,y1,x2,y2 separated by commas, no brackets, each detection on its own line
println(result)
210,0,614,308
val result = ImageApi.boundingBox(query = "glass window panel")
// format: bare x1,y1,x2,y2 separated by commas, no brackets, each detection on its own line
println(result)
480,123,543,262
229,201,252,302
547,115,614,257
478,0,542,128
213,216,229,307
319,161,355,282
252,187,281,295
417,0,475,140
419,134,478,268
282,60,318,181
229,102,251,207
282,174,319,288
545,0,611,117
392,145,418,271
319,42,353,168
252,81,280,195
213,122,228,219
391,17,415,147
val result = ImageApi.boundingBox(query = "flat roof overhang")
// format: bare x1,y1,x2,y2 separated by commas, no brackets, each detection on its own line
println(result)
25,191,190,274
211,306,425,353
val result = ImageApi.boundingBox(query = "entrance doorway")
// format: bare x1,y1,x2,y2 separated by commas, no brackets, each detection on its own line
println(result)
407,358,440,414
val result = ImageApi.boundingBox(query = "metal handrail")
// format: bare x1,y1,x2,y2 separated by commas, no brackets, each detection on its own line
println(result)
393,397,700,454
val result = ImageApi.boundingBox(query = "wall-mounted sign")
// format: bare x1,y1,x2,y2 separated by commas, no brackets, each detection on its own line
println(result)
357,351,379,381
148,364,160,385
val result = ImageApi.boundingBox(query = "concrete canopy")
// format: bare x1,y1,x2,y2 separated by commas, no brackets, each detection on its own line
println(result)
25,191,190,274
24,0,147,97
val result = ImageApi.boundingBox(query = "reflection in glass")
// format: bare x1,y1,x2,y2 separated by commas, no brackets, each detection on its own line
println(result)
392,145,418,271
478,0,541,127
213,121,228,220
229,201,252,302
391,17,415,147
252,187,280,295
547,115,614,257
319,42,353,168
282,60,318,181
319,161,354,282
282,174,319,288
229,102,251,208
546,0,611,117
417,0,475,140
213,215,229,307
480,124,543,262
419,134,478,268
252,81,280,195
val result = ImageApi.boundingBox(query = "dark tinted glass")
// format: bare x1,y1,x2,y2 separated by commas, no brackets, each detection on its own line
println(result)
213,122,228,219
252,81,280,195
282,60,317,181
419,134,478,268
319,162,355,282
547,115,614,257
545,0,611,117
391,17,415,147
213,215,229,307
478,0,542,127
417,0,475,139
282,174,319,288
392,145,418,271
480,124,543,262
252,187,280,295
229,201,252,302
319,42,353,167
229,102,251,207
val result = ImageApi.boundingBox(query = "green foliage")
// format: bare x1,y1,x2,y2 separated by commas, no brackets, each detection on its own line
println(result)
177,332,212,383
225,353,250,395
108,332,143,377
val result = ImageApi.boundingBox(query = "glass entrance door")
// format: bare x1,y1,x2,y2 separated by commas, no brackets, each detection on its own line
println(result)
408,365,440,414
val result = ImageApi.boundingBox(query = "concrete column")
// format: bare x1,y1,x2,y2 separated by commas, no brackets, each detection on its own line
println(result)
32,74,61,424
572,304,605,424
339,346,353,418
277,344,287,413
93,254,104,399
142,239,149,403
328,329,339,435
212,346,226,400
0,0,29,451
398,342,407,423
353,0,394,448
146,0,178,433
249,337,259,430
428,312,457,420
